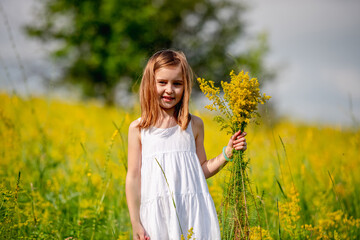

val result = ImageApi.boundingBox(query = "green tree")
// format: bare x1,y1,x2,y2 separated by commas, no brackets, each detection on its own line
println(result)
25,0,273,104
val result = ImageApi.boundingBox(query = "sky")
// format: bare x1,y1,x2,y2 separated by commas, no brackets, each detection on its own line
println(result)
0,0,359,126
244,0,360,125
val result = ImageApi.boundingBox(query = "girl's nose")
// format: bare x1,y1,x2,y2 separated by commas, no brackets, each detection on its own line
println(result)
165,84,174,94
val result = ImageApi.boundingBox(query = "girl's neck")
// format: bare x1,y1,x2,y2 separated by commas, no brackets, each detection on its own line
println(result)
156,109,178,128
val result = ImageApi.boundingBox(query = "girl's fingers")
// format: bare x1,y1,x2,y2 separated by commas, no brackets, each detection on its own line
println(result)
231,130,245,142
229,131,247,151
233,141,247,150
138,232,148,240
237,132,247,138
234,142,246,148
231,130,241,141
233,137,245,143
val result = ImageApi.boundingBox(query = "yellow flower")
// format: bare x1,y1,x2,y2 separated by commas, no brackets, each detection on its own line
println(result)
180,227,195,240
197,70,271,132
187,227,194,239
301,209,360,239
278,186,301,236
111,129,119,141
249,226,273,240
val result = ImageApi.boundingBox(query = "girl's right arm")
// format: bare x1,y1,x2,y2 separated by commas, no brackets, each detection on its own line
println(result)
126,120,149,240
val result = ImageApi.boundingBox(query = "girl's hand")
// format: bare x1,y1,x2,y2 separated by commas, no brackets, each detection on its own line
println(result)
133,222,150,240
225,130,247,158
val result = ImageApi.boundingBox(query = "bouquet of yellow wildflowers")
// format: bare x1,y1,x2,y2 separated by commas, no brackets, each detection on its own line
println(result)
198,70,270,133
197,70,271,239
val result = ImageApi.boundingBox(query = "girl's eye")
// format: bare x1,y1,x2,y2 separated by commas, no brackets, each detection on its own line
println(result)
174,82,183,86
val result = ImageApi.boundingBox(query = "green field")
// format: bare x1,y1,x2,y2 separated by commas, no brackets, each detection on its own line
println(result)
1,93,359,239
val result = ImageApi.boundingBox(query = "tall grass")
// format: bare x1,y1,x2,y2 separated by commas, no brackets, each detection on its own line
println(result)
0,93,359,239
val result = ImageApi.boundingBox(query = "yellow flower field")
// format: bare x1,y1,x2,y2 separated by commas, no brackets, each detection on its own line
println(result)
0,93,359,239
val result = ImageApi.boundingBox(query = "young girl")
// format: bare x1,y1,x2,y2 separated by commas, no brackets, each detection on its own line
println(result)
126,49,247,240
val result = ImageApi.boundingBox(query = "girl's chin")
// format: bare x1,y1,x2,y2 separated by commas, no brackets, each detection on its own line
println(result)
160,102,177,109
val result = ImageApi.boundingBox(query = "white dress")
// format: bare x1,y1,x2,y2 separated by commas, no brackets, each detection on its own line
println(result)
140,121,221,239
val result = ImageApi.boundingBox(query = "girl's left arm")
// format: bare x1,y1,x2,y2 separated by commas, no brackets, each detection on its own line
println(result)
192,116,247,179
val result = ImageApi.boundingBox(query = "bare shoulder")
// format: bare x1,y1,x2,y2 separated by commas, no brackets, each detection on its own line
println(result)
191,114,204,128
191,114,204,139
129,119,140,129
128,119,141,139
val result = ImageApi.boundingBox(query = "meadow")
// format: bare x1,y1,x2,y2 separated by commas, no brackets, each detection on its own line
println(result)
0,92,359,239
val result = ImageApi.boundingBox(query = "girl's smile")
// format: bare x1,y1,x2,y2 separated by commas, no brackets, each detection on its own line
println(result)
155,65,184,113
161,96,175,102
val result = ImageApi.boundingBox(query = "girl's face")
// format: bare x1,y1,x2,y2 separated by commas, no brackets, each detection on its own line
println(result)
154,65,184,114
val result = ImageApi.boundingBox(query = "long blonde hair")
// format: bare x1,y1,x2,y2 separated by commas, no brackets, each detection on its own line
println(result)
139,49,193,130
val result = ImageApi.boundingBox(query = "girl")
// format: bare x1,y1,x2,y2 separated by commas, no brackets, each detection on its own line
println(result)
126,49,247,240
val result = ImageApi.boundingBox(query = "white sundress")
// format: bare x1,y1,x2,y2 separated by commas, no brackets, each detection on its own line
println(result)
140,121,221,240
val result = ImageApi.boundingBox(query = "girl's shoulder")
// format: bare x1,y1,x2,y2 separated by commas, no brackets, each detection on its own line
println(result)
129,118,141,129
190,114,204,138
128,118,141,140
190,114,204,128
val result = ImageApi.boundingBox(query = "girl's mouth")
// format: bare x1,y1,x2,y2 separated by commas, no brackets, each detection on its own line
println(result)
162,96,174,102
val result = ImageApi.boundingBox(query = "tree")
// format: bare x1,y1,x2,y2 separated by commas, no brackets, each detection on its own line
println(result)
25,0,273,105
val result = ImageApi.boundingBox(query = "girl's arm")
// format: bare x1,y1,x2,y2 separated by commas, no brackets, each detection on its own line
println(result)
192,115,247,179
126,120,149,240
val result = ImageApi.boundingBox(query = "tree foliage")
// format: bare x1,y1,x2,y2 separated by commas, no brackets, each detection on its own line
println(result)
25,0,273,104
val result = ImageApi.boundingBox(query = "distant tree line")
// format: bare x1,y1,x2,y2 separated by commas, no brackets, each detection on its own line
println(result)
25,0,273,104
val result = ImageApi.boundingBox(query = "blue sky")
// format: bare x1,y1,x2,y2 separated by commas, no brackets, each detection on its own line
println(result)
1,0,359,126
